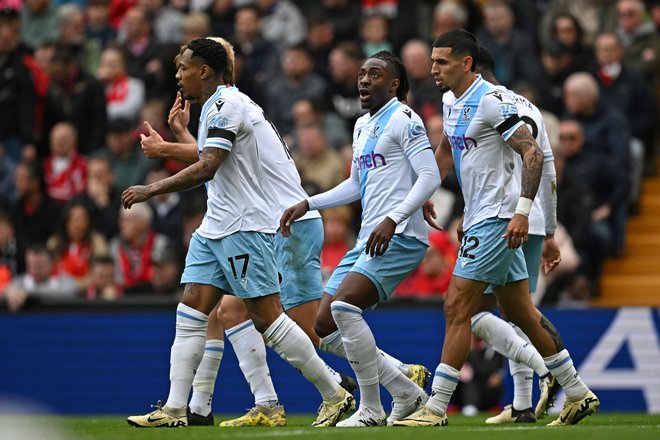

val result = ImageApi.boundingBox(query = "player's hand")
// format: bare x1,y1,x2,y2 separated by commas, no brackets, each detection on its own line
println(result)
280,200,309,237
423,200,443,231
121,185,153,209
366,217,396,257
140,121,165,159
541,234,561,274
168,91,190,137
502,214,528,249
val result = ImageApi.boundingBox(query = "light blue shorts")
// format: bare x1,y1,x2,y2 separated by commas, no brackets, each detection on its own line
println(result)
325,234,428,301
275,218,324,310
453,217,528,287
484,234,542,294
181,231,279,299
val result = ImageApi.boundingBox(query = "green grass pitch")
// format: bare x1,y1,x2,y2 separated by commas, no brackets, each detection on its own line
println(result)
3,413,659,440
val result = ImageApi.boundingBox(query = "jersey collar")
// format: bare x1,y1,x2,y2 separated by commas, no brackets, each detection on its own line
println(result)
368,97,399,122
454,74,484,105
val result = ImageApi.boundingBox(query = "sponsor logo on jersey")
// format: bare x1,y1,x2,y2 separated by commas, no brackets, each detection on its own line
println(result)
499,103,517,119
406,122,426,141
448,134,478,151
357,151,387,170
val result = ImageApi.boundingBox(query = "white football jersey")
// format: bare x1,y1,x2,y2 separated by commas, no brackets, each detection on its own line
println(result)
236,89,320,222
494,85,555,237
352,97,432,244
442,75,525,230
195,85,277,240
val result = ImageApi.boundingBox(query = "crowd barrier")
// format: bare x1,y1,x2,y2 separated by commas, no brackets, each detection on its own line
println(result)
1,304,658,414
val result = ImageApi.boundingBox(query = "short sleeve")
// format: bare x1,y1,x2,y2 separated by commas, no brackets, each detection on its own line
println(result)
393,108,432,159
480,92,524,141
204,98,241,151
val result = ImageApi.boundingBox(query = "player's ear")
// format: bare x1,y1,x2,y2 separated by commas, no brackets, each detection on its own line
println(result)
200,65,211,80
464,55,475,72
390,78,400,95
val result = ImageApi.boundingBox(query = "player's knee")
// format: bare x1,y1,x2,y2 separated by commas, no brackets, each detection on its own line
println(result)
313,315,336,338
249,315,269,334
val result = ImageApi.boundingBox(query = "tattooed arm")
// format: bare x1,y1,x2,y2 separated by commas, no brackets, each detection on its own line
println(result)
121,147,228,208
506,124,544,200
501,124,544,249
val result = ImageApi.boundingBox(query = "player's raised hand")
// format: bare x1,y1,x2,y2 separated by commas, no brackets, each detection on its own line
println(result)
422,200,443,231
122,185,152,209
541,235,561,274
502,214,528,249
280,200,309,237
366,217,396,257
168,91,190,137
140,121,164,159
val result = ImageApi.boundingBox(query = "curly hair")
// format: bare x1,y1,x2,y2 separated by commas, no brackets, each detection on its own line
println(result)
369,50,410,102
186,38,229,78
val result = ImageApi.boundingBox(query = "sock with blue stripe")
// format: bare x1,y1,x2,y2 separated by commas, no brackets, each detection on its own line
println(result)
471,312,548,376
427,363,460,416
319,330,418,399
330,301,383,413
227,320,278,406
165,303,208,410
190,339,224,416
265,313,339,402
543,349,588,401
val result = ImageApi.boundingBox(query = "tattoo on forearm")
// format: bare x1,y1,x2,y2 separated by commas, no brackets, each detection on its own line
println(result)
540,314,565,351
507,127,543,199
151,147,224,195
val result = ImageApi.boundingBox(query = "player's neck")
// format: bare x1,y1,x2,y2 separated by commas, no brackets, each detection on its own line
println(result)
198,81,226,106
453,73,478,99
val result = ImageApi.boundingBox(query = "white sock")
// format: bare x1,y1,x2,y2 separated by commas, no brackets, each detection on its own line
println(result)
378,350,410,376
319,330,347,358
544,349,589,401
471,312,547,376
427,363,459,416
277,332,342,384
320,330,416,399
226,320,278,406
377,352,419,401
264,313,339,402
510,358,533,410
165,303,208,410
190,340,224,416
511,324,550,377
330,301,382,413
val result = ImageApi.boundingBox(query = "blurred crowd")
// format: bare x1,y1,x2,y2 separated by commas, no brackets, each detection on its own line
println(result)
0,0,658,312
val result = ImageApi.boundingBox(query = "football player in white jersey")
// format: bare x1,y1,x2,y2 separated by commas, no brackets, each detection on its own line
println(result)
281,51,441,427
471,46,562,423
138,38,429,427
122,38,354,428
395,29,599,427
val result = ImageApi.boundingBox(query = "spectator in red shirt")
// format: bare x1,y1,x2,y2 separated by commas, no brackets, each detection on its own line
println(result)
320,206,354,283
44,122,87,204
47,201,108,287
396,230,457,298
